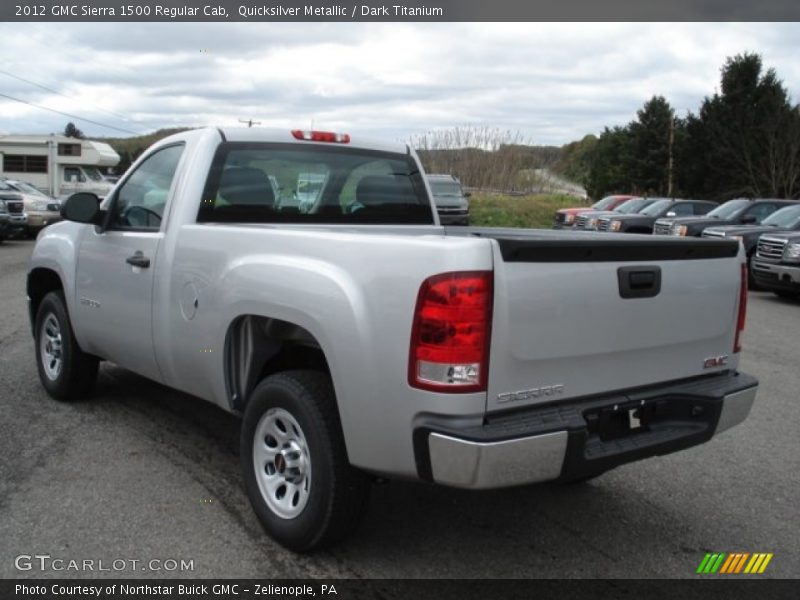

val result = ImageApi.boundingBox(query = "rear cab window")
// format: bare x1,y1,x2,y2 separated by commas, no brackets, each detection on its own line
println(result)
197,143,434,225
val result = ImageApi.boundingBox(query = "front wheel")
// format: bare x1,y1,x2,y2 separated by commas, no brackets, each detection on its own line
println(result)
34,291,99,401
241,370,371,552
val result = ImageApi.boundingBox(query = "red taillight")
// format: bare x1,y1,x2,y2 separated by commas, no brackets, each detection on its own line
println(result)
734,262,748,353
408,271,493,393
291,129,350,144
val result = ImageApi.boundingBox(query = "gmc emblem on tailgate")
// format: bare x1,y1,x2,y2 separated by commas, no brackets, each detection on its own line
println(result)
703,355,729,369
497,384,565,404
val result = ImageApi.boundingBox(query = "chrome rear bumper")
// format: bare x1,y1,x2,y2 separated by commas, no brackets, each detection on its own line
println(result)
422,374,757,489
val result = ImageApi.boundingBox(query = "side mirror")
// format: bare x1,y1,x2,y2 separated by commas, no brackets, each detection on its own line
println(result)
665,211,677,217
741,214,757,224
61,193,103,225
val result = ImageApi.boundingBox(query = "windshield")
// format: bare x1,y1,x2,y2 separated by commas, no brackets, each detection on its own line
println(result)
762,204,800,228
429,180,462,197
82,166,106,182
11,181,49,197
198,142,432,225
616,198,650,214
592,195,621,210
707,199,749,219
639,199,672,216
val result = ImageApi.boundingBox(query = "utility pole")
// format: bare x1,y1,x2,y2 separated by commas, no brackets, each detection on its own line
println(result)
239,118,261,128
667,111,674,197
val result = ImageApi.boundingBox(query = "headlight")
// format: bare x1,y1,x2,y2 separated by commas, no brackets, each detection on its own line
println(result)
784,243,800,261
31,200,49,211
587,218,598,229
564,214,575,224
672,225,688,236
610,220,621,231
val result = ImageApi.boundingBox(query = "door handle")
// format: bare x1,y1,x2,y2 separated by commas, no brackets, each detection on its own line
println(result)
126,252,150,269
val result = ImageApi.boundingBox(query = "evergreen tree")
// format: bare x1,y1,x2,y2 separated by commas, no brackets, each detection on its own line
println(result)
64,122,85,139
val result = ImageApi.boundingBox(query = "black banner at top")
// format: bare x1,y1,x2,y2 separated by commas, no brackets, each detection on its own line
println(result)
3,0,800,21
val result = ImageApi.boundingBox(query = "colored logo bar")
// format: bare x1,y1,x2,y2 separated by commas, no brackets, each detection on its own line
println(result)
696,552,773,574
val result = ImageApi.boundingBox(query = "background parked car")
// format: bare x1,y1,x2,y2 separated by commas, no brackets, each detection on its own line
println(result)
598,198,716,233
0,200,10,243
553,194,634,229
751,231,800,299
0,192,27,238
703,204,800,287
572,196,657,230
0,177,61,236
655,198,798,237
427,174,471,225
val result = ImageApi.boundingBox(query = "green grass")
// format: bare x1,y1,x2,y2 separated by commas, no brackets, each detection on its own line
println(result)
468,193,588,229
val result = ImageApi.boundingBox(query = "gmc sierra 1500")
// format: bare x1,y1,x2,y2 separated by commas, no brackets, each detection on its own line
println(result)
28,127,758,551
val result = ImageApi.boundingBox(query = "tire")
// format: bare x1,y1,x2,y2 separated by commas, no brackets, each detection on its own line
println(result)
241,370,371,552
34,291,99,401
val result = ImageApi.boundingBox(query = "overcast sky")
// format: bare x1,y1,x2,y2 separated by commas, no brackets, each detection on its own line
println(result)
0,22,798,145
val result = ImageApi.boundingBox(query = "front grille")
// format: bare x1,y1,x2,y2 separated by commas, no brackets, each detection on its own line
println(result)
575,215,592,229
653,222,672,235
437,207,468,215
5,201,23,214
597,219,611,232
757,237,787,260
554,213,566,226
702,230,726,238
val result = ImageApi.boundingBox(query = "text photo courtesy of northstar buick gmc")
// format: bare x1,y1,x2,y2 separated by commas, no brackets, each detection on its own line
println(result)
28,127,757,552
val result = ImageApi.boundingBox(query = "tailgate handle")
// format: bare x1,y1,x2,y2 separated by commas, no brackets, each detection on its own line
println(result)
618,266,661,298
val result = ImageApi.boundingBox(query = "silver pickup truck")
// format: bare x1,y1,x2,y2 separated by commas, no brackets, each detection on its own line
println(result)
28,127,757,551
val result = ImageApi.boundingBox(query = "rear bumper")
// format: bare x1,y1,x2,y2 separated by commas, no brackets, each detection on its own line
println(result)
414,372,757,489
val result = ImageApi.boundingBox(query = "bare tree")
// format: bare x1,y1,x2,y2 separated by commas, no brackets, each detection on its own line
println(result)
411,125,543,192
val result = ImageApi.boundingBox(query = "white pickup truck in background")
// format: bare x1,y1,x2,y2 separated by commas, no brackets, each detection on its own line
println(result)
28,127,757,551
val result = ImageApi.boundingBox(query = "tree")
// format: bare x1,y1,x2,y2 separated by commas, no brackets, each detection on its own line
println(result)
63,122,84,139
586,125,634,198
629,96,675,196
554,134,598,187
692,53,800,199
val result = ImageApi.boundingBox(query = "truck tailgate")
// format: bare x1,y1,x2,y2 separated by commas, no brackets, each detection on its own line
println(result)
449,228,743,413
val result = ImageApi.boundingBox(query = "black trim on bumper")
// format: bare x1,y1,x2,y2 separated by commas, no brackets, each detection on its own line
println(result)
413,371,757,483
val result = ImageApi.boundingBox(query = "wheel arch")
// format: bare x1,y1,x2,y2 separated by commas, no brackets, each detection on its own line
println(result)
224,314,332,413
27,267,65,336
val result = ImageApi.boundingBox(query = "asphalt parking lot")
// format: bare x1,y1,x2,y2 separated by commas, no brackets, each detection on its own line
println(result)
0,238,797,580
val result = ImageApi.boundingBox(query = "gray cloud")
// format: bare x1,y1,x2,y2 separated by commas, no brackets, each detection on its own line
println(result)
0,22,798,144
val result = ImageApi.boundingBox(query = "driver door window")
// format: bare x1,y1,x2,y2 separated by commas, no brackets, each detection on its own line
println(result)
108,144,184,231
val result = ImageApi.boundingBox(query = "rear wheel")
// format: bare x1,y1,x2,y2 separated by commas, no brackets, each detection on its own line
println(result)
241,370,370,552
34,291,99,401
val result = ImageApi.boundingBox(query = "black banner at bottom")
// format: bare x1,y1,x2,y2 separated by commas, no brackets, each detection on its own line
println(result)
2,579,799,600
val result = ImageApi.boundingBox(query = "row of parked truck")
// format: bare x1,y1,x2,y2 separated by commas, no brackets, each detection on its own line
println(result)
554,195,800,299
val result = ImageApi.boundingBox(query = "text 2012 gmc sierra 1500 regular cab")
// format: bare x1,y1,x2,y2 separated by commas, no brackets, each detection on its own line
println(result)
28,127,758,552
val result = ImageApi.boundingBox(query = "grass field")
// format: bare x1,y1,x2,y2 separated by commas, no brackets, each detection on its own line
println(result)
468,193,588,229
